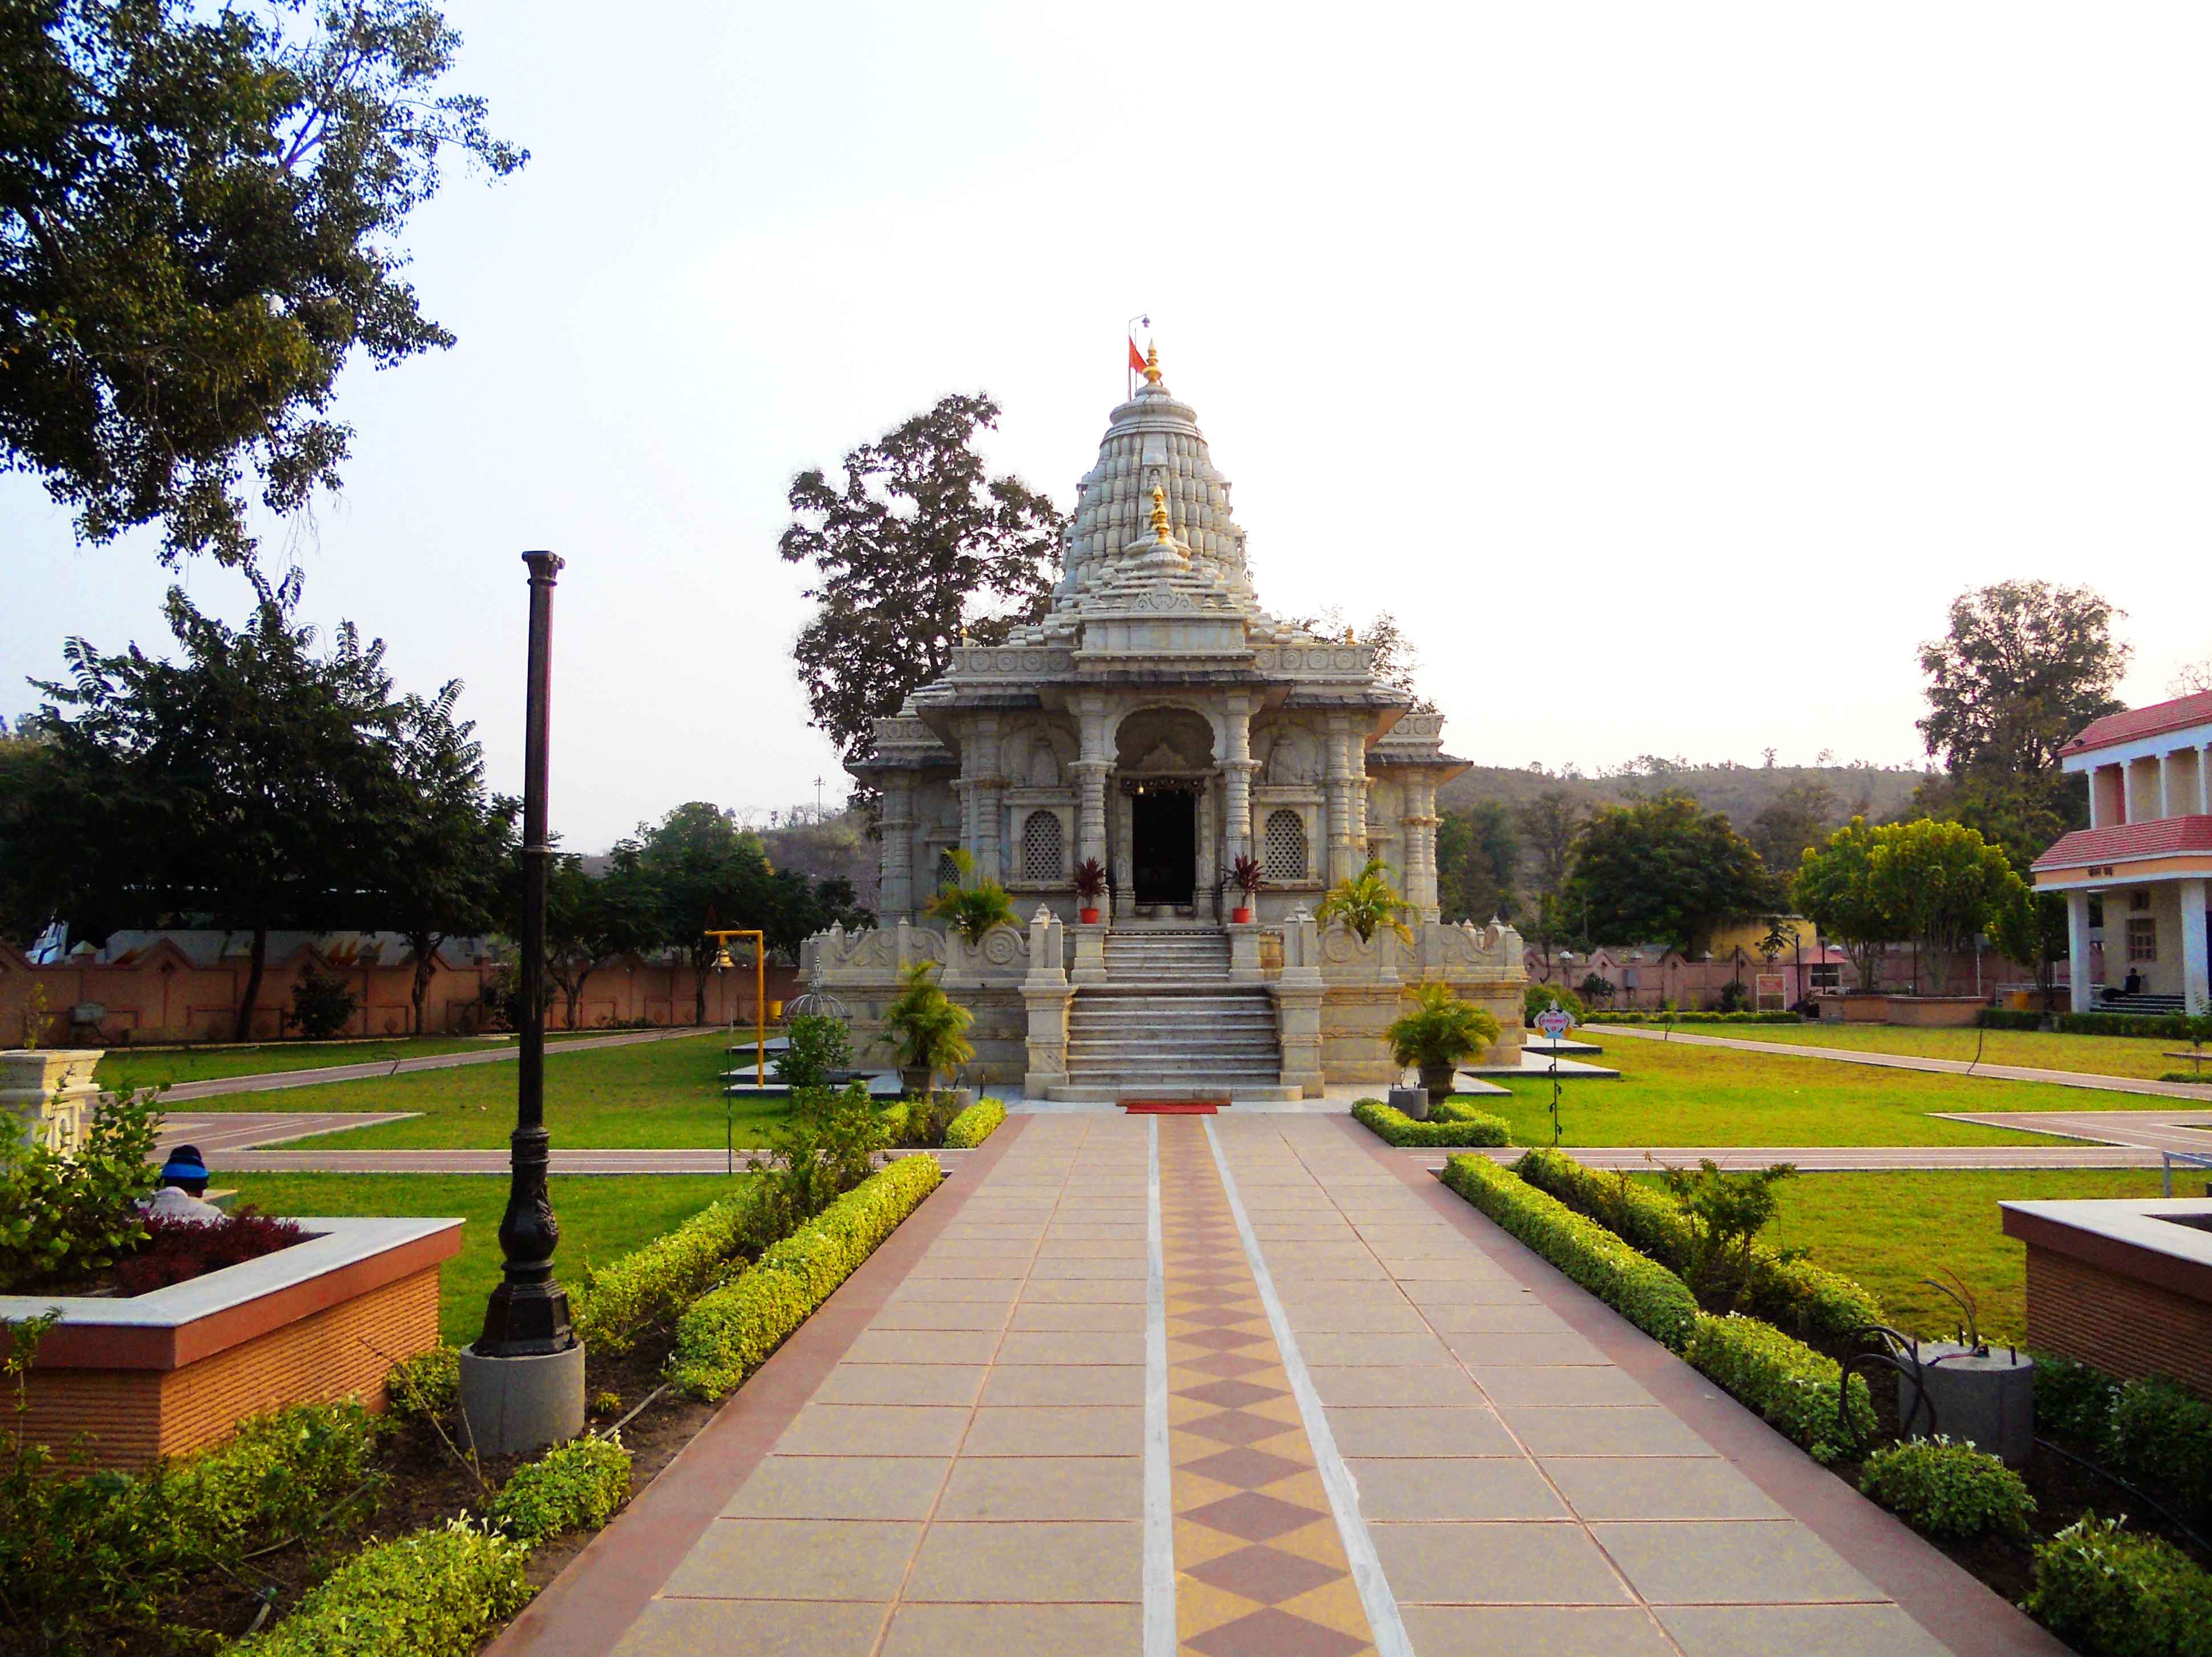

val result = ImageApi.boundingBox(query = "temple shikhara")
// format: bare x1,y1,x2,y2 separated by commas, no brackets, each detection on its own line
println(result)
806,347,1525,1098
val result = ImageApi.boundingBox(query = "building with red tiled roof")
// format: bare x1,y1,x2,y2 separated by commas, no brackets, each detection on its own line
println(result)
2033,690,2212,1016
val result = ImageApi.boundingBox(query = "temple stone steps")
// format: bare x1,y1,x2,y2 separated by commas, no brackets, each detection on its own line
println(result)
1102,930,1232,982
1057,974,1291,1099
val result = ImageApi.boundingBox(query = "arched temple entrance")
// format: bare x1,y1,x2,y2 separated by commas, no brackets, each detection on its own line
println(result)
1114,707,1216,916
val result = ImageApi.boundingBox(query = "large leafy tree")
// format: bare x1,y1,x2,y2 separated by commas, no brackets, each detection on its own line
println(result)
539,847,658,1030
1867,817,2027,995
1514,789,1583,969
1746,780,1839,893
1564,791,1773,958
1436,801,1519,924
1794,817,1891,992
779,394,1063,769
1916,582,2128,779
2,0,525,566
15,569,410,1038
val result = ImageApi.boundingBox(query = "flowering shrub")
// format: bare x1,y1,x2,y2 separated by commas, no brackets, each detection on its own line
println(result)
1859,1436,2034,1539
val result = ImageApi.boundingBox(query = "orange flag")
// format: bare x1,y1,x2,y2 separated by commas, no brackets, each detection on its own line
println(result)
1127,337,1146,372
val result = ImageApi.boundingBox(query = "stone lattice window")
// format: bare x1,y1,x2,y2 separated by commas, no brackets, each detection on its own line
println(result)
935,850,961,892
1263,809,1307,882
1021,812,1062,882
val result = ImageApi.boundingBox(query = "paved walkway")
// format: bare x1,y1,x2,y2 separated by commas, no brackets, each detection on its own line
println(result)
1589,1022,2212,1101
146,1026,707,1104
490,1115,2061,1657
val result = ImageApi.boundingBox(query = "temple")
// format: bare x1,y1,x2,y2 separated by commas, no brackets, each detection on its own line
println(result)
805,347,1526,1098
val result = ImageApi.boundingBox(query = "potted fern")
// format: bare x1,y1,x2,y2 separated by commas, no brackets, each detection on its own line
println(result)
1316,856,1414,944
926,847,1016,943
1073,857,1107,926
880,961,975,1098
1388,982,1502,1105
1230,854,1264,924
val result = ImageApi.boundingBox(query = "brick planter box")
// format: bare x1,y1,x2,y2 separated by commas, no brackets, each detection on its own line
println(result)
1882,995,1988,1027
0,1217,462,1470
2001,1197,2212,1401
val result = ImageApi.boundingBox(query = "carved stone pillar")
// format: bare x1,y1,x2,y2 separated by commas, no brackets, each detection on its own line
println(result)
879,772,916,921
965,715,1004,883
1271,905,1327,1096
1073,698,1112,878
1402,775,1441,923
1324,717,1360,884
1022,905,1073,1094
1222,695,1256,870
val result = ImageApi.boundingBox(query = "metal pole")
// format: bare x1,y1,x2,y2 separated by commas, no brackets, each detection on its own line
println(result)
476,551,576,1359
756,941,766,1089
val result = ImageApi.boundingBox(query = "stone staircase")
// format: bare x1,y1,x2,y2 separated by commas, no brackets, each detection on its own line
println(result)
1050,931,1299,1103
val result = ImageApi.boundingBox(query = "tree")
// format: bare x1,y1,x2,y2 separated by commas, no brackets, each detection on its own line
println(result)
1436,801,1519,924
1316,857,1414,945
540,849,658,1030
1295,608,1430,709
1867,818,2028,995
367,679,516,1032
2,1,525,566
627,804,778,1026
779,394,1063,767
1563,791,1773,957
1747,781,1838,891
1794,818,1892,992
20,569,406,1039
1916,582,2129,778
2171,659,2212,698
1515,790,1583,970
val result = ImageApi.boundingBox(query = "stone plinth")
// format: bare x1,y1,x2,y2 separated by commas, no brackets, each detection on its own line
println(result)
1,1048,103,1153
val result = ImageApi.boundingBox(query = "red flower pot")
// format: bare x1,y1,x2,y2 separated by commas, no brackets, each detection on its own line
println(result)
1079,907,1101,925
1232,906,1253,924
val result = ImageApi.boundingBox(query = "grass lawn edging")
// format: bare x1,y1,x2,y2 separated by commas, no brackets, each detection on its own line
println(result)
670,1154,942,1398
1352,1097,1511,1148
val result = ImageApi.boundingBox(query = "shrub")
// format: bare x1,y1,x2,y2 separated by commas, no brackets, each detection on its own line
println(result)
877,961,974,1085
1656,1158,1795,1304
2025,1514,2212,1657
1977,1008,2046,1031
1684,1312,1874,1463
671,1154,942,1399
741,1083,891,1254
0,1085,161,1290
1523,982,1586,1027
1602,1008,1803,1024
1388,982,1502,1076
2108,1376,2212,1506
111,1209,311,1294
486,1437,632,1544
569,1191,757,1355
925,848,1017,945
1438,1154,1697,1350
387,1346,460,1421
1352,1099,1510,1148
943,1096,1007,1148
774,1014,852,1091
2058,1011,2194,1041
2035,1353,2119,1441
1317,856,1413,945
1860,1437,2035,1539
290,973,359,1039
1713,978,1753,1014
233,1519,533,1656
1514,1148,1884,1340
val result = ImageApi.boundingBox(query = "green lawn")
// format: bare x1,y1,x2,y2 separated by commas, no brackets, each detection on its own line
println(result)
161,1031,793,1150
225,1172,750,1344
1757,1168,2173,1346
1476,1038,2175,1150
1598,1020,2205,1084
99,1029,614,1092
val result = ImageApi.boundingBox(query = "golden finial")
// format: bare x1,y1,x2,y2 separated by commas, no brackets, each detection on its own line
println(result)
1143,342,1162,386
1344,626,1356,644
1150,485,1171,541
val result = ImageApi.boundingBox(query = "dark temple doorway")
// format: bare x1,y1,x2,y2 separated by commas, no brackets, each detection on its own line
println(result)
1131,790,1197,906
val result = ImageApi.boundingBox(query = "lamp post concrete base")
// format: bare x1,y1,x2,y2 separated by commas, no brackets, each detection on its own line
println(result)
458,1341,585,1456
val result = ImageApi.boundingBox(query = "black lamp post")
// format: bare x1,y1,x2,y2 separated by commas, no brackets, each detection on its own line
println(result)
476,550,576,1359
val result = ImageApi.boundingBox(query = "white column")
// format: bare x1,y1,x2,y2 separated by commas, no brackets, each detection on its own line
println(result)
2182,878,2210,1017
968,715,1002,882
2159,751,2175,820
1073,699,1111,875
1222,695,1255,868
2201,745,2211,816
2122,763,2138,824
1324,716,1359,884
2066,890,2093,1014
879,773,916,920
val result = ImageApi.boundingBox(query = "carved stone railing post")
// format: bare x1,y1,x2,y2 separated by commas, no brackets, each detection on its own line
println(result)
0,1049,101,1154
1271,905,1326,1096
1228,925,1264,984
1021,906,1072,1095
1071,914,1109,986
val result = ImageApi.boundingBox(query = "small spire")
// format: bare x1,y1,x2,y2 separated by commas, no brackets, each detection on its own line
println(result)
1143,342,1162,386
1344,625,1356,644
1150,485,1172,541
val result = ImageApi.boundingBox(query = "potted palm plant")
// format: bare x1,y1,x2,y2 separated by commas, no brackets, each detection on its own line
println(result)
1073,857,1107,926
880,961,975,1098
1388,982,1502,1105
1230,854,1264,924
927,847,1016,943
1316,856,1414,943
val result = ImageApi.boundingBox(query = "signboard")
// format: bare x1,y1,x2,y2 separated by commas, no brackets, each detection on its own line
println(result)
1535,1003,1573,1040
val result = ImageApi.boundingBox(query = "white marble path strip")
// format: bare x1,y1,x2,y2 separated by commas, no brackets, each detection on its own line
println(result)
1141,1117,1175,1657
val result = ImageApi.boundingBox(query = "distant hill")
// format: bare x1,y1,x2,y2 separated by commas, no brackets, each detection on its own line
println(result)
1437,760,1931,827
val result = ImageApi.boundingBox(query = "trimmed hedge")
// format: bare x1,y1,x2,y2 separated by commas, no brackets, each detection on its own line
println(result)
670,1154,943,1398
1976,1007,2047,1031
943,1096,1007,1148
232,1520,532,1656
2059,1010,2195,1041
1600,1010,1804,1025
1513,1148,1886,1341
569,1190,756,1355
486,1438,632,1545
1352,1098,1510,1148
2034,1356,2212,1510
1685,1312,1873,1464
2026,1514,2212,1657
1859,1436,2035,1539
1438,1154,1697,1349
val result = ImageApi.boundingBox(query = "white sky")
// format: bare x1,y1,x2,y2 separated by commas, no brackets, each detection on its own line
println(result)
6,1,2209,850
